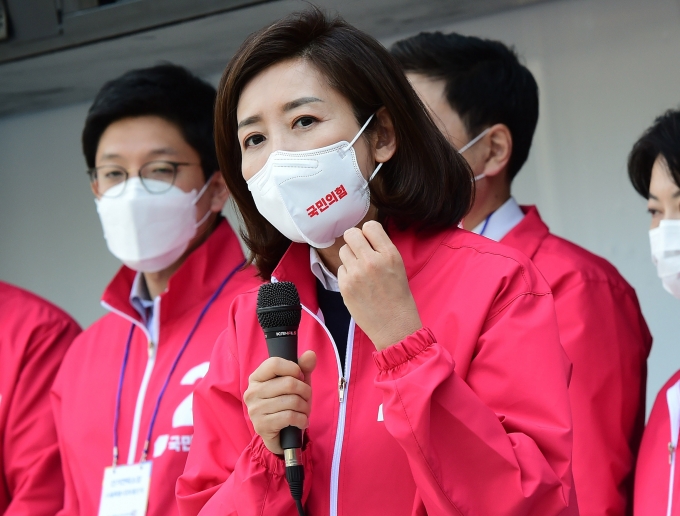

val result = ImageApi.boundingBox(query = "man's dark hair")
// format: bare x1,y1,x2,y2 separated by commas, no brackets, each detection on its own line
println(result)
391,32,539,182
628,109,680,198
82,64,218,179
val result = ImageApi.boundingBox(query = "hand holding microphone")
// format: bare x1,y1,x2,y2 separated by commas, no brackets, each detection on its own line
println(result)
243,355,315,455
244,282,316,455
244,282,315,516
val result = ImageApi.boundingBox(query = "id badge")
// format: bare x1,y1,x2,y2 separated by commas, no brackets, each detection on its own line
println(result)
98,461,152,516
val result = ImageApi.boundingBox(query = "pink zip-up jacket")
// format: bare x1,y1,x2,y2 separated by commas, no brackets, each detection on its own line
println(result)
177,225,579,515
502,206,652,516
634,369,680,516
51,220,260,516
0,282,81,515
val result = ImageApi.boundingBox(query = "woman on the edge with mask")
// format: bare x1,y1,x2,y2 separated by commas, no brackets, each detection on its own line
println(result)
176,9,578,516
629,110,680,516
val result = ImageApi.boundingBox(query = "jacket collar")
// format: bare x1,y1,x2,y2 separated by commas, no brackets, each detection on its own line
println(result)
500,205,550,260
270,222,452,312
101,218,246,326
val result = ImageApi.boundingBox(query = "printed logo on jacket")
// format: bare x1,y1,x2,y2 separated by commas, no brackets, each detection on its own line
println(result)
152,362,209,458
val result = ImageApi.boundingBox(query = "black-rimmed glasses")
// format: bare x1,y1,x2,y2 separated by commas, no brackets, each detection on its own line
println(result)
88,161,200,198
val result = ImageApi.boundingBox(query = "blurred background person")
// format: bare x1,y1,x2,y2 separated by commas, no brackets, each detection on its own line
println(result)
177,9,577,515
391,32,652,516
628,109,680,516
51,64,259,516
0,281,81,515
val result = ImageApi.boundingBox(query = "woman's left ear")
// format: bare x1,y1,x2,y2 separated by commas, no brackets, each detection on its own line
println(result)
209,172,230,212
373,107,397,163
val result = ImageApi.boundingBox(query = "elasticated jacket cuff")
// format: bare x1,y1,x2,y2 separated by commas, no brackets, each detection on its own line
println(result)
372,327,437,372
249,432,312,478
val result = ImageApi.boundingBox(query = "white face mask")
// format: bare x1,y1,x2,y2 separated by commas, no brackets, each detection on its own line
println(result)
650,219,680,298
458,127,490,182
95,177,212,272
247,114,382,248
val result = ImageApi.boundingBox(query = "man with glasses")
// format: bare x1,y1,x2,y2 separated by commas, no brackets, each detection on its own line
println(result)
392,33,652,516
51,64,259,516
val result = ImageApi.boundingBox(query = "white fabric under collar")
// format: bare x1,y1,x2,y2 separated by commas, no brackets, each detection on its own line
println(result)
310,247,340,293
471,197,525,242
129,272,159,342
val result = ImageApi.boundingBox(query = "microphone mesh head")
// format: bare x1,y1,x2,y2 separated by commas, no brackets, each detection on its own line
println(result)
256,282,301,329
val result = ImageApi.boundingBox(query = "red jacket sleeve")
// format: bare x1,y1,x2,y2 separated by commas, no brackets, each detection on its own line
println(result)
552,280,650,516
373,292,578,515
4,315,81,516
176,301,313,516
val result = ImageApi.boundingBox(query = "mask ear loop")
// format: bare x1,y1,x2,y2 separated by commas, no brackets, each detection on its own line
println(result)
339,113,376,158
192,176,213,204
193,175,217,228
458,127,491,154
349,113,385,185
195,207,214,228
340,113,384,186
368,163,383,183
346,114,376,149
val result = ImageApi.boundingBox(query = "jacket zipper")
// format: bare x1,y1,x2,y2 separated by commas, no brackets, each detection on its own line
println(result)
669,445,676,516
329,320,354,516
300,305,354,516
101,299,159,465
666,380,680,516
338,377,346,403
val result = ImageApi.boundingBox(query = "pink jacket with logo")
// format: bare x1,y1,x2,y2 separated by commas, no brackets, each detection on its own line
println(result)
177,225,579,515
634,370,680,516
0,282,81,515
501,206,652,516
51,220,260,516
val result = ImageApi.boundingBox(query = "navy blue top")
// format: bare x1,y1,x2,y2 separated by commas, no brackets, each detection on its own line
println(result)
315,279,351,373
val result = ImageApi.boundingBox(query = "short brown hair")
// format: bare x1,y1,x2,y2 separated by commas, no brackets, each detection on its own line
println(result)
215,8,474,279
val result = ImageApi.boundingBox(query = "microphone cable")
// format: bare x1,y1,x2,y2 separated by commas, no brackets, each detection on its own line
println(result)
284,449,305,515
256,282,307,516
296,500,305,516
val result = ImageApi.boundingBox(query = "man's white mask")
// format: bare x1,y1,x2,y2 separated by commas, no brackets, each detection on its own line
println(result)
650,219,680,298
95,178,211,272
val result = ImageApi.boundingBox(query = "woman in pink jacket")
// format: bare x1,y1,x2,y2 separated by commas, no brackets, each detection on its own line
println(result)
176,9,578,515
629,109,680,515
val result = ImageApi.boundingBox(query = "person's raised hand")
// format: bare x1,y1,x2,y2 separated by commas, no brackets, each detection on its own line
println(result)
338,221,422,351
243,350,316,455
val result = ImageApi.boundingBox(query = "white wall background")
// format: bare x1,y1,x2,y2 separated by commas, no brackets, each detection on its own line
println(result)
0,0,678,415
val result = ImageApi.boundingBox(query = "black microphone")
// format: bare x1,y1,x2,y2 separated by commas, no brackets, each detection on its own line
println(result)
256,281,306,516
